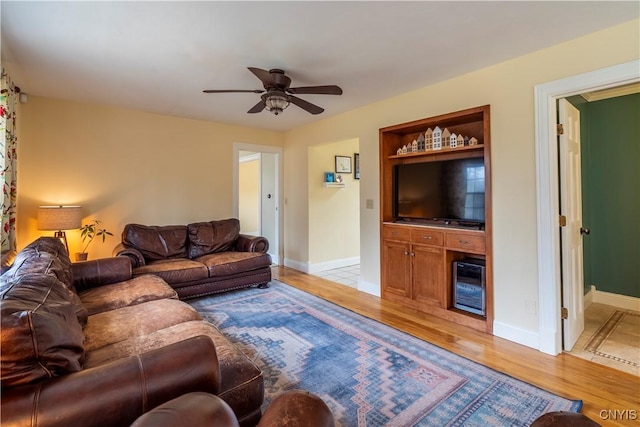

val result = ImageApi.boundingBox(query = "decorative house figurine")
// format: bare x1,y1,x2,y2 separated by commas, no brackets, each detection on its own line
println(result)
397,147,403,155
402,145,408,154
441,128,451,149
449,132,458,148
464,136,470,146
411,140,418,152
417,133,425,151
456,134,465,148
469,137,478,146
432,126,442,150
425,128,433,151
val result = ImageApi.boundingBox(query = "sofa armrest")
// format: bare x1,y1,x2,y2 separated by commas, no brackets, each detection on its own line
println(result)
0,336,220,427
72,256,133,292
236,234,269,253
113,243,146,268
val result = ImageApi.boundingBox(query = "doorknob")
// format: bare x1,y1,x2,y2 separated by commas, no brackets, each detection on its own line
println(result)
580,227,590,235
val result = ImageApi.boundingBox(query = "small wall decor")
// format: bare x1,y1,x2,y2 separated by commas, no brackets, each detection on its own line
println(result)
354,153,360,179
324,172,335,183
335,155,352,173
335,174,343,183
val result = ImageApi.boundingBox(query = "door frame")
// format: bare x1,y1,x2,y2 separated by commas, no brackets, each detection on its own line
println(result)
233,142,283,265
534,59,639,355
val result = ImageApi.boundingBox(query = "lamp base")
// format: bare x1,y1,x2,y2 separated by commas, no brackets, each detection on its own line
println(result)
53,230,69,254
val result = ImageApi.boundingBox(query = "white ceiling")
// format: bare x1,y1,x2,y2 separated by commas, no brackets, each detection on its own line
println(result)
2,1,638,132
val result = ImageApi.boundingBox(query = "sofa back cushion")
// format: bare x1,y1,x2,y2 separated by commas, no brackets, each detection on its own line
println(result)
187,219,240,258
5,237,75,289
1,273,85,388
2,237,88,325
123,224,189,261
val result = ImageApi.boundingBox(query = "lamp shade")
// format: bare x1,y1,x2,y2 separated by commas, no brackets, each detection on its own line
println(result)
37,206,83,231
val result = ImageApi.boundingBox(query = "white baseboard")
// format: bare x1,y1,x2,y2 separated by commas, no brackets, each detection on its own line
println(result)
493,321,539,351
358,278,380,297
589,286,640,312
307,257,360,274
584,286,594,309
283,258,309,273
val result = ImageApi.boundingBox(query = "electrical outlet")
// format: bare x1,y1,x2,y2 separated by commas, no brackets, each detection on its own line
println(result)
366,199,374,209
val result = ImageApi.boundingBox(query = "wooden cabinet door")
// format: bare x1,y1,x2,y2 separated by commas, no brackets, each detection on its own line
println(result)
412,244,445,307
382,240,411,299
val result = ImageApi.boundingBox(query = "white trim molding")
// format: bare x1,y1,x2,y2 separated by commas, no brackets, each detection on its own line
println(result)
589,286,640,312
534,60,640,356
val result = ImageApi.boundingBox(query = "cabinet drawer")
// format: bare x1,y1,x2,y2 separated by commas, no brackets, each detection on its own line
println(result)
383,226,410,242
446,233,486,253
410,229,444,246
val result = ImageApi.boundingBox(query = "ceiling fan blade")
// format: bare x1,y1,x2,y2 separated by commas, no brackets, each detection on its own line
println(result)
203,89,264,94
289,95,324,115
287,85,343,95
247,99,266,114
248,67,276,87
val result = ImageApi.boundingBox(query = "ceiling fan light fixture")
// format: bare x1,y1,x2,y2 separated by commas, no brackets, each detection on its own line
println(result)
265,93,289,115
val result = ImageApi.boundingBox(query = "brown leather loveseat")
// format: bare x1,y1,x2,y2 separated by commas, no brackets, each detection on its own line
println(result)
113,218,271,299
1,237,265,426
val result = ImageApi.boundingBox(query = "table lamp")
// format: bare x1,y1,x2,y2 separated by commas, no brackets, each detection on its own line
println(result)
37,205,83,253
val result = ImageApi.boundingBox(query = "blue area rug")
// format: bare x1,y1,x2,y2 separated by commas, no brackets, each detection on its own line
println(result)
190,281,581,426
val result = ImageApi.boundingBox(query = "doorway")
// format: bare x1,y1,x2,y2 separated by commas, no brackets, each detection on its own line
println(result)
534,60,639,355
233,143,282,265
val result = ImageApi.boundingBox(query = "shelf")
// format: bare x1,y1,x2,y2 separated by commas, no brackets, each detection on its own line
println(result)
323,182,345,188
389,144,483,160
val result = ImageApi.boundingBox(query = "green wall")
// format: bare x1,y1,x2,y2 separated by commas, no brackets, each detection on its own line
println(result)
569,93,640,298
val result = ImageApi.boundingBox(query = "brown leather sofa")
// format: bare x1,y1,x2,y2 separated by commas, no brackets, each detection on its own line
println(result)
1,237,264,426
113,218,272,299
132,390,336,427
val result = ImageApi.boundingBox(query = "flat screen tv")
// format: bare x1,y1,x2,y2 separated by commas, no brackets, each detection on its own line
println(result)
393,158,485,225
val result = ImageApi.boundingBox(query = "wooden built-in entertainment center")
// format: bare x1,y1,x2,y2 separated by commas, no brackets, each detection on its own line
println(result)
379,105,492,333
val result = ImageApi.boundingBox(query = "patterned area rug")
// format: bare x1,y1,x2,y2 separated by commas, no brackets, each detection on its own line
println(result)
190,281,581,426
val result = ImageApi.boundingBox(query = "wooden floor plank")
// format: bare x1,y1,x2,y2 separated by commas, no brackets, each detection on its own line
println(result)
272,266,640,426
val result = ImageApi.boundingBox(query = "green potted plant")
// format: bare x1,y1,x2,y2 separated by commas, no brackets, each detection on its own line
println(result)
76,220,113,262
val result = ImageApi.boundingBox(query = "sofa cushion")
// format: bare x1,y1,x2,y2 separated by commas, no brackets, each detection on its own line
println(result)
133,258,209,285
123,224,189,261
188,219,240,258
195,252,272,277
83,320,263,418
0,273,85,387
5,237,75,290
79,274,178,316
83,299,203,352
2,237,88,325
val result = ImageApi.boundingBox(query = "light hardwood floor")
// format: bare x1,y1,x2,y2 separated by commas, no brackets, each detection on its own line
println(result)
273,266,640,426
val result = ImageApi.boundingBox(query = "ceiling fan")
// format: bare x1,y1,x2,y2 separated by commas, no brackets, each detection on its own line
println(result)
203,67,343,115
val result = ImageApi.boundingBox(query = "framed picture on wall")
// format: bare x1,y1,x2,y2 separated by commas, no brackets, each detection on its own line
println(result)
335,155,352,174
354,153,360,179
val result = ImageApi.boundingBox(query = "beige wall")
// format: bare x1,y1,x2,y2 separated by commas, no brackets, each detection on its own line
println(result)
13,19,639,347
282,20,640,334
238,158,260,234
308,138,360,268
18,97,283,259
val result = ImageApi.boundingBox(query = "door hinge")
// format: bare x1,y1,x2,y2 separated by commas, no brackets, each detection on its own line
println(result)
561,307,568,319
557,123,564,135
559,215,567,227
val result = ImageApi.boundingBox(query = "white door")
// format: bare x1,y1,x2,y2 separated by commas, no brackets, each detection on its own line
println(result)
234,143,281,266
558,98,585,351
